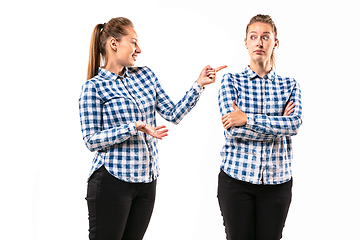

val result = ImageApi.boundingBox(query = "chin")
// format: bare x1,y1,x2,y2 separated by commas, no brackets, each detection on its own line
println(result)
253,56,267,62
126,62,136,67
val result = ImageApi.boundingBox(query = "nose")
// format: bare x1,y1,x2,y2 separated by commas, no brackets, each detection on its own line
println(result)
135,44,141,54
257,38,263,47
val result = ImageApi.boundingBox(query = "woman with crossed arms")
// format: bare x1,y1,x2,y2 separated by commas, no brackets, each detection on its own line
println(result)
218,14,303,240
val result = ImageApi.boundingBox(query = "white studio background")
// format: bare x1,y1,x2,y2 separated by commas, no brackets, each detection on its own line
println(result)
1,0,359,239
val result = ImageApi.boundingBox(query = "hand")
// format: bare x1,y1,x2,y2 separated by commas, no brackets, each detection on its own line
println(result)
196,65,228,88
135,121,169,140
221,101,247,129
283,101,295,116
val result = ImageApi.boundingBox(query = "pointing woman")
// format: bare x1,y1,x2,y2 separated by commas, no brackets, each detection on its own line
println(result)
218,14,302,240
79,17,226,240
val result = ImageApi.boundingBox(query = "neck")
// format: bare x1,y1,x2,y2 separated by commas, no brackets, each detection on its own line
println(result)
249,60,272,77
104,61,125,76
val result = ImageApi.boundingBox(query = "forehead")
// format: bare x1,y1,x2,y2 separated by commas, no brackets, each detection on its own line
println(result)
247,22,274,35
124,27,138,40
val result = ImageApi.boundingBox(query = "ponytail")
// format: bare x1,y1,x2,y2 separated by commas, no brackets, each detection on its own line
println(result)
87,24,104,80
86,17,134,81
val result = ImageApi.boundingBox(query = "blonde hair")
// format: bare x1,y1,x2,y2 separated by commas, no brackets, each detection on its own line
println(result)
87,17,134,80
246,14,278,69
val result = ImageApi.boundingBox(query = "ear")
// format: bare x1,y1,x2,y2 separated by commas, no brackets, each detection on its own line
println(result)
274,38,279,48
109,37,118,51
244,38,248,49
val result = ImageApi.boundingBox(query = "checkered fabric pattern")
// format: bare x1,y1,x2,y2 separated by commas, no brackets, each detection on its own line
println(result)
218,66,303,185
79,67,204,183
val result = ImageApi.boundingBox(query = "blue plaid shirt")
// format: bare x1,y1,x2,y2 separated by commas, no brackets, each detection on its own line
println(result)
218,66,303,185
79,67,204,183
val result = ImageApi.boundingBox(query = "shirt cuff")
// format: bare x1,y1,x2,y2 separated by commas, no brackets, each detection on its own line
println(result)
129,122,138,136
245,113,256,130
193,81,205,94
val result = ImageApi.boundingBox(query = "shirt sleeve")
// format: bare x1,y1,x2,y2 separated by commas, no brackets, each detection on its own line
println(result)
218,74,276,141
245,82,303,137
150,68,204,125
79,81,138,152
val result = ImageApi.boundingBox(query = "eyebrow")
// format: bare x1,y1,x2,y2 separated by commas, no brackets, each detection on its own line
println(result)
249,31,271,34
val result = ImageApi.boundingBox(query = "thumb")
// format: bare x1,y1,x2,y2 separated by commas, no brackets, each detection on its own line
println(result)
232,100,240,110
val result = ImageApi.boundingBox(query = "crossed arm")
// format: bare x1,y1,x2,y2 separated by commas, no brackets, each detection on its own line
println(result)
222,100,295,129
219,77,302,141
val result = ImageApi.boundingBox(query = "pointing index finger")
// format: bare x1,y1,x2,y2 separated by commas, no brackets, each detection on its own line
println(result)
215,65,228,72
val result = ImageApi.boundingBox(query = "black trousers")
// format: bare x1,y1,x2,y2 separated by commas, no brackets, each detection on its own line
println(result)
86,166,157,240
217,170,292,240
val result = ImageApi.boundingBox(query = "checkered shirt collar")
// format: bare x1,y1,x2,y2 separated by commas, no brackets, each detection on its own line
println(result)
244,66,276,81
98,67,130,81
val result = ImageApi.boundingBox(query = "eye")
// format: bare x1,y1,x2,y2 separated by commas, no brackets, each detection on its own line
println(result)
249,35,257,40
262,36,269,41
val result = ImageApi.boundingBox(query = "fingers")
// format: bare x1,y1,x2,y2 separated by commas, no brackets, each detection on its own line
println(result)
139,124,169,140
155,127,169,136
198,65,227,87
232,100,240,110
215,65,228,72
155,125,167,130
283,101,295,116
221,113,232,130
206,65,227,80
153,125,168,139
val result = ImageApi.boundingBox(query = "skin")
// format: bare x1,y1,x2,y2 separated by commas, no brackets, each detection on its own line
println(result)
222,22,294,130
103,26,227,139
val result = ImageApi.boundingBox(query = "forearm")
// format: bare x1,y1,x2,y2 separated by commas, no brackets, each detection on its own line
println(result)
245,83,303,137
226,126,276,141
157,81,203,124
245,113,302,137
83,122,138,152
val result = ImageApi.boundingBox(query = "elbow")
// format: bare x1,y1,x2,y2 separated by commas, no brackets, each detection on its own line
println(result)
85,141,97,152
164,115,182,125
87,145,97,152
290,127,300,136
290,117,303,136
170,117,181,125
83,137,98,152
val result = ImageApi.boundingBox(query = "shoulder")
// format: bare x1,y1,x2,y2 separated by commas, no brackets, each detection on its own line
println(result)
221,70,248,85
81,75,102,91
274,73,298,85
273,74,301,93
128,66,157,79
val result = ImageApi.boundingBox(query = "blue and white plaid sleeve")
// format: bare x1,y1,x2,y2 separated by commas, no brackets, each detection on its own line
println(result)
152,69,204,125
245,82,303,137
218,74,276,141
79,81,138,152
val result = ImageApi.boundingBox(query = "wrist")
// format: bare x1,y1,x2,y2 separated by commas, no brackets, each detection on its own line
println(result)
196,79,204,88
243,114,248,126
135,121,141,131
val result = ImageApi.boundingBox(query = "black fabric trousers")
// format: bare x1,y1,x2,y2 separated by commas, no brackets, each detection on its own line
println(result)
86,166,157,240
217,169,292,240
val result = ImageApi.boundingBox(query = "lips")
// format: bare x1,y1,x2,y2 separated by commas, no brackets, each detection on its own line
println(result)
132,54,137,61
254,50,264,54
